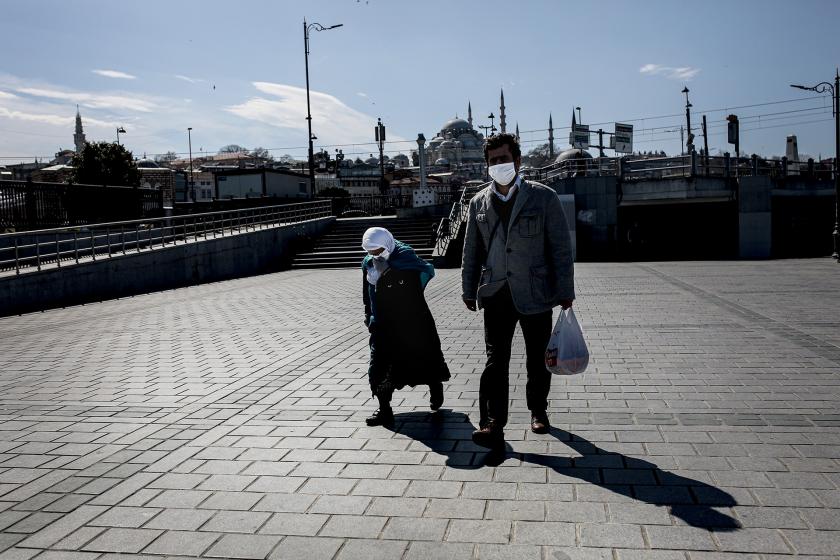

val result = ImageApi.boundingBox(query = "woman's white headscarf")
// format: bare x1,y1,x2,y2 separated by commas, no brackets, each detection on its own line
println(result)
362,227,395,286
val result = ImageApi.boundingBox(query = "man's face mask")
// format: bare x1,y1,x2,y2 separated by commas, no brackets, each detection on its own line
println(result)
373,249,390,261
488,162,516,186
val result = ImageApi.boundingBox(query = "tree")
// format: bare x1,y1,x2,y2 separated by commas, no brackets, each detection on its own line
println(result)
523,143,553,168
71,141,140,186
250,147,274,161
219,144,247,153
277,154,297,165
154,151,178,164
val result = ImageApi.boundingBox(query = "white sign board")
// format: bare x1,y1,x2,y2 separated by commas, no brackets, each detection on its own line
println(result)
614,123,633,153
569,124,589,149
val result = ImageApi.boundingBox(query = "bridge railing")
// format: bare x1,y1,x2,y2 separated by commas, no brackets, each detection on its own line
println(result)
0,200,332,276
0,180,163,232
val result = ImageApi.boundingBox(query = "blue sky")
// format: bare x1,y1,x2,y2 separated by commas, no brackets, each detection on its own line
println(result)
1,0,839,165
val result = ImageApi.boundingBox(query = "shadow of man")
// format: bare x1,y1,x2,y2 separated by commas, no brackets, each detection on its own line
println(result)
386,409,740,531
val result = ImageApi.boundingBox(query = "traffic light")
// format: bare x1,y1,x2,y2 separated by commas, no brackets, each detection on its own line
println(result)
727,114,739,145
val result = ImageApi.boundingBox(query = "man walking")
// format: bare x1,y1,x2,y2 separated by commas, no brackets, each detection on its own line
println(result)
462,133,575,449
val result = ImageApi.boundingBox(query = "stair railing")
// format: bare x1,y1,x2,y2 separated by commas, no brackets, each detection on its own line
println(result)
432,183,484,258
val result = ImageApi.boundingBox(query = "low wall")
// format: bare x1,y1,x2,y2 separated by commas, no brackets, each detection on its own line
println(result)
0,217,333,317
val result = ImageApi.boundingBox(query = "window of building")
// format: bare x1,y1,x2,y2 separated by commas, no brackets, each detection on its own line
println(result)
299,182,307,194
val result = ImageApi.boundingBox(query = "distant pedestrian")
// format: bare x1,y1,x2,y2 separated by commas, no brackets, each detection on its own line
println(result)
361,227,450,426
461,133,575,449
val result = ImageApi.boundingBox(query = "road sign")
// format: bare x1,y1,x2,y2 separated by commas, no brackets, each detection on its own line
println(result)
613,122,633,153
569,124,589,149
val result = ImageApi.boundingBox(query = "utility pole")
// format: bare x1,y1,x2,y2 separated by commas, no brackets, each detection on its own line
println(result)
680,126,685,156
702,115,709,174
597,129,605,158
187,127,195,202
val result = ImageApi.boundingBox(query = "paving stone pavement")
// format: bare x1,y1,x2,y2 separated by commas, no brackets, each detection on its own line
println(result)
0,259,839,559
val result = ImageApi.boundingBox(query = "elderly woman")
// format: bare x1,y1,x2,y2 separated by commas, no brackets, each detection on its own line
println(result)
361,227,450,426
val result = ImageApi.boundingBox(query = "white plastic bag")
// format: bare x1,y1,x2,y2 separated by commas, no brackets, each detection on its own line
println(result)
545,307,589,375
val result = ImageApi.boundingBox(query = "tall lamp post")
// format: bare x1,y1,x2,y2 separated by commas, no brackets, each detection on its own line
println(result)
187,127,194,202
682,87,694,154
792,70,840,261
304,19,343,198
116,126,126,146
375,118,386,193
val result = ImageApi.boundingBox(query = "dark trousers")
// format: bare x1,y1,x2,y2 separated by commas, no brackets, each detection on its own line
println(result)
480,284,552,428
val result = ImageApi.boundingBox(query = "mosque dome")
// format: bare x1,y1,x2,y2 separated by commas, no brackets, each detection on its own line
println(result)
555,148,593,163
365,156,379,166
441,117,471,131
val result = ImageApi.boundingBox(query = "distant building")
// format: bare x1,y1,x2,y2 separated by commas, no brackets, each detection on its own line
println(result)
137,159,175,203
213,168,311,200
31,164,74,183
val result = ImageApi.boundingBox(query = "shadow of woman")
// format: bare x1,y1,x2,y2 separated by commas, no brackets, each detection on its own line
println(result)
386,410,741,531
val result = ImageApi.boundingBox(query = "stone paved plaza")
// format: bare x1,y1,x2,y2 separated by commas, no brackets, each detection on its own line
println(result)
0,259,839,559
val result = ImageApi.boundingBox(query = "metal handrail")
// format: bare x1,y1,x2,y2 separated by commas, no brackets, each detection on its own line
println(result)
0,200,332,276
433,184,483,258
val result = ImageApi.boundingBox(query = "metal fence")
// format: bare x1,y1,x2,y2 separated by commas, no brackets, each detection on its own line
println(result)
0,180,163,232
522,154,835,183
318,190,460,216
0,200,332,276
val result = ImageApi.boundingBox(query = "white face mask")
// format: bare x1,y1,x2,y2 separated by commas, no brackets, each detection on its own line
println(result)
488,162,517,186
373,249,390,261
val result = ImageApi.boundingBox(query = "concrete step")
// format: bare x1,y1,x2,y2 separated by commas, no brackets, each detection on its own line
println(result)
294,249,434,261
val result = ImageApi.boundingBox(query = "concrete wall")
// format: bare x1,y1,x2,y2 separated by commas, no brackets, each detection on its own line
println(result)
550,176,616,260
738,176,772,258
0,217,333,317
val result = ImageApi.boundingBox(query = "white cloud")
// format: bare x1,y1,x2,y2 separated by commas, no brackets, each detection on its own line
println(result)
92,69,137,80
175,74,206,84
15,87,157,112
0,106,113,127
0,91,18,100
640,63,700,81
226,82,402,145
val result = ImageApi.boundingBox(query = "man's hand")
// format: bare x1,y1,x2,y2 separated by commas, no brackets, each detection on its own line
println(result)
463,298,477,312
559,299,573,310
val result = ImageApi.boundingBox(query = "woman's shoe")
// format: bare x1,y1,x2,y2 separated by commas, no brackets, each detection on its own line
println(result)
429,382,444,411
366,407,394,427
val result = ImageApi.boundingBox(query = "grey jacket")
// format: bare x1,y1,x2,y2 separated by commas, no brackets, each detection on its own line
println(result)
461,179,574,314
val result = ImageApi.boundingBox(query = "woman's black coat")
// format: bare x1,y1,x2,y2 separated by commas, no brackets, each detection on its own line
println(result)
363,267,450,392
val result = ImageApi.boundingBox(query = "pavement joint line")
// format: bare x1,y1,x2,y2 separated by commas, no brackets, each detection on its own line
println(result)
637,264,840,366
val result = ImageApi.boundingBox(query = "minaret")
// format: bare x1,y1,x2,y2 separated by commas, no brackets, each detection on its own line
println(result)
499,89,507,134
468,101,473,127
570,109,576,147
74,105,86,153
548,114,554,159
515,122,520,142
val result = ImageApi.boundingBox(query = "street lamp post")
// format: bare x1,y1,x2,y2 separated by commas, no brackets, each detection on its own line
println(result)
304,19,343,198
116,126,126,146
682,87,694,154
792,70,840,261
187,127,194,202
375,118,386,194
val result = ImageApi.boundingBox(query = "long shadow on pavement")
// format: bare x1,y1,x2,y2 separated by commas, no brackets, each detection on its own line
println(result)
386,409,741,532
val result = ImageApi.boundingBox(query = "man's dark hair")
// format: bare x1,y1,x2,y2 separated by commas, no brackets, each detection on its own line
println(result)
483,133,521,162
